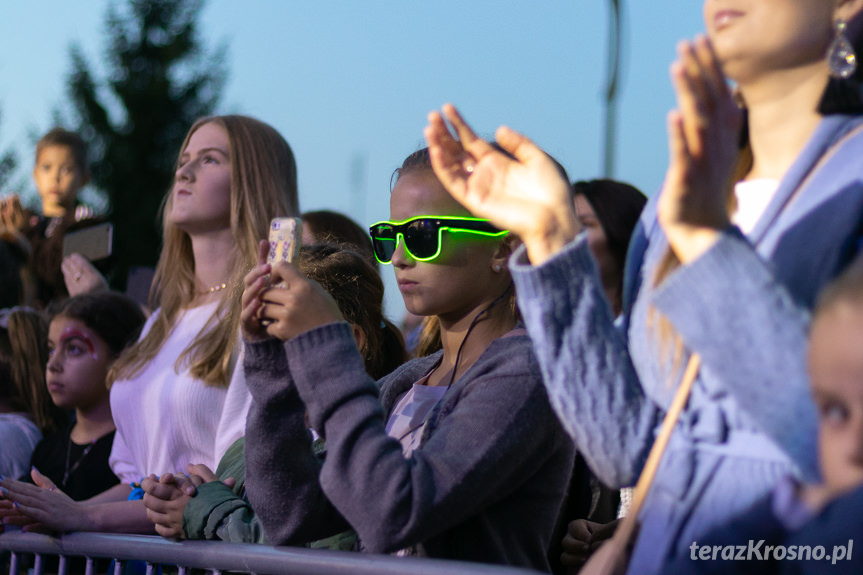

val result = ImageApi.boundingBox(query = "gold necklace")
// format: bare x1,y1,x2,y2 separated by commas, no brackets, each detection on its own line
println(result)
196,282,228,295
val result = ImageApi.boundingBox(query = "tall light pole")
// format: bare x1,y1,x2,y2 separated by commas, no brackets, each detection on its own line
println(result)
603,0,623,177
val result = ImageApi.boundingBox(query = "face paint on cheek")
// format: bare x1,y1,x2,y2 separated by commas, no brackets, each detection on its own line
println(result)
60,329,98,359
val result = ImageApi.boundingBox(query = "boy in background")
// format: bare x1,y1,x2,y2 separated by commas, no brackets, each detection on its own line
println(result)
0,128,103,307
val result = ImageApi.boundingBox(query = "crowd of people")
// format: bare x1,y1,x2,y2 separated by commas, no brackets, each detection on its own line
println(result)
2,2,863,574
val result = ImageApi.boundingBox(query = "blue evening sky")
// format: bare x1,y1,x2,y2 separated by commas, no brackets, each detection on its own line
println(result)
0,1,705,321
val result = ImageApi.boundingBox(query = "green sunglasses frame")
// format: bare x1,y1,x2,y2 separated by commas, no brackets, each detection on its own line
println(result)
369,215,508,264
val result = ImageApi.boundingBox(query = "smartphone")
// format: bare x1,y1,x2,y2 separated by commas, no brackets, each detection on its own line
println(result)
267,217,302,265
62,222,114,262
267,217,302,289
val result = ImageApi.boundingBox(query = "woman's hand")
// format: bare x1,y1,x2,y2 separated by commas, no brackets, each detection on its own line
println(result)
241,240,274,342
424,104,579,266
657,35,742,264
62,253,108,296
257,261,344,342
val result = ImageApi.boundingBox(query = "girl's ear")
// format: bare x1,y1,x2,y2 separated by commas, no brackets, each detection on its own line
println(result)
351,324,367,353
490,233,521,272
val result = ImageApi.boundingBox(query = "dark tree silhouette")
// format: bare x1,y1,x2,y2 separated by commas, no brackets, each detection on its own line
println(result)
67,0,226,289
0,110,19,197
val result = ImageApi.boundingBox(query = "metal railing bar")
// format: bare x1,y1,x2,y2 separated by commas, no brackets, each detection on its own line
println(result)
1,531,542,575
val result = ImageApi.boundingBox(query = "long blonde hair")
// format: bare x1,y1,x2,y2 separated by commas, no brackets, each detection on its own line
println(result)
110,115,299,387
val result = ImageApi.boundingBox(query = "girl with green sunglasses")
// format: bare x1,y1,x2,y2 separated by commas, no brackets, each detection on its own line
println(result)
369,215,507,264
239,147,573,570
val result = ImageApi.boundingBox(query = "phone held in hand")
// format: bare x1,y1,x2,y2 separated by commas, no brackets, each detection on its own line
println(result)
267,217,302,288
268,217,302,264
62,222,114,262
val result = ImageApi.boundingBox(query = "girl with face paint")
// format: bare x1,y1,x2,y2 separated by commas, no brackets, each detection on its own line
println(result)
0,293,145,519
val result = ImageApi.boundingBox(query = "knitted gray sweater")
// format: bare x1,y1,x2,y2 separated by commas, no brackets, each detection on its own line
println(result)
243,322,573,571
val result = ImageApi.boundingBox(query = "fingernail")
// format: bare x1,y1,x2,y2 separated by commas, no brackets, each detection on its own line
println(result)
0,487,8,496
31,466,41,474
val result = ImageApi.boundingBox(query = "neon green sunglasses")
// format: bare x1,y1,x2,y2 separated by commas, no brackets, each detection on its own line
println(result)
369,216,508,264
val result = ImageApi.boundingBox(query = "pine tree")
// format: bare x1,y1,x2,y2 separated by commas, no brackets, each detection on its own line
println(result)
0,110,19,197
67,0,226,290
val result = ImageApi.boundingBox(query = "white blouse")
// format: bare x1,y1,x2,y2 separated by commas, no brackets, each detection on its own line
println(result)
733,178,780,236
109,301,250,483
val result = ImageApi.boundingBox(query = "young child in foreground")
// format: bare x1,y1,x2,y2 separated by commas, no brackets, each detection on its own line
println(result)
665,257,863,574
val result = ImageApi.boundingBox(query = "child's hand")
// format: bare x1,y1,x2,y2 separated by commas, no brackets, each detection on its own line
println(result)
141,473,196,539
424,104,579,266
258,261,344,342
0,489,37,531
0,470,54,533
0,475,86,532
799,483,834,513
62,253,109,296
0,195,27,234
186,463,236,490
0,498,39,532
561,519,620,570
241,240,273,342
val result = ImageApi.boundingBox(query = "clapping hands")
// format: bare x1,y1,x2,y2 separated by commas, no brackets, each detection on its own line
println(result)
657,35,742,264
423,104,579,266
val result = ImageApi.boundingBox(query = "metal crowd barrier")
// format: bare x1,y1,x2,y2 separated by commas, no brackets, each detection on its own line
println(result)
0,530,542,575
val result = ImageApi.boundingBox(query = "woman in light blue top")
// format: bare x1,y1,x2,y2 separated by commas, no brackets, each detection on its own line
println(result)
423,1,863,572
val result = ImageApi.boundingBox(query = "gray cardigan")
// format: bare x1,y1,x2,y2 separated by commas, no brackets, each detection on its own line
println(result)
243,322,573,571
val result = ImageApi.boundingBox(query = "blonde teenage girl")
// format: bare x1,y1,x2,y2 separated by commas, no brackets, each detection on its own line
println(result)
0,115,298,533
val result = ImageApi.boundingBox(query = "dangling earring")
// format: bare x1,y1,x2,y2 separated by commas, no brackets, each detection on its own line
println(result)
828,19,857,79
493,264,502,272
